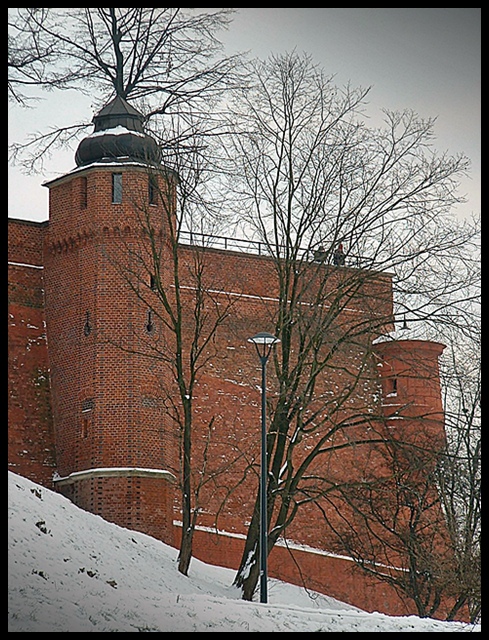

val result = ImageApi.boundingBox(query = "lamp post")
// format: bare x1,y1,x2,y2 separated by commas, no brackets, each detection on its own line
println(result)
247,331,280,604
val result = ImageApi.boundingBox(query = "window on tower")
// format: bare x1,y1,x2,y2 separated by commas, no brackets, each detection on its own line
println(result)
80,176,88,208
387,377,398,396
112,173,123,204
81,417,90,439
148,174,158,205
145,309,155,334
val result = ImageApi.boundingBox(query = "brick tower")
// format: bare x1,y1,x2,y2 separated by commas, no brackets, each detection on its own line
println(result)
373,336,446,451
42,96,177,544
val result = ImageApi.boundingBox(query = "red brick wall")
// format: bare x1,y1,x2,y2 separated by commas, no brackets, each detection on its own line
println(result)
164,244,397,557
8,162,455,620
178,524,465,621
8,218,46,265
59,475,176,545
8,219,56,487
178,526,414,616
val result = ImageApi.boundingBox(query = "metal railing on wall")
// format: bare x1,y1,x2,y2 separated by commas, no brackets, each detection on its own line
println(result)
178,230,271,256
178,229,371,269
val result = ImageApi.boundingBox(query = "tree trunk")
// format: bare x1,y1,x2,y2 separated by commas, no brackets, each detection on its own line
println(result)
178,396,193,575
178,525,194,576
233,498,261,600
233,408,288,600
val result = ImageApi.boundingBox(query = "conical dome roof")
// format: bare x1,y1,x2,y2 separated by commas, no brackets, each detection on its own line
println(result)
75,96,161,167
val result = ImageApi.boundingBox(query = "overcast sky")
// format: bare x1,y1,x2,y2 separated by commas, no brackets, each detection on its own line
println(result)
8,8,480,223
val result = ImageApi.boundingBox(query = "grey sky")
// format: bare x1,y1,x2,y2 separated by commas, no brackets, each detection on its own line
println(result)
8,8,480,222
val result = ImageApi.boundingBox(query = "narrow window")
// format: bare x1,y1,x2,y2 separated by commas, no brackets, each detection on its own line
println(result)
145,309,155,334
81,417,90,439
80,176,87,209
150,274,157,290
148,174,158,205
389,378,398,395
83,310,92,336
112,173,123,204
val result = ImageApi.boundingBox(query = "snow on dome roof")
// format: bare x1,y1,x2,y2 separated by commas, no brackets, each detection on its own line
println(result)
75,95,161,167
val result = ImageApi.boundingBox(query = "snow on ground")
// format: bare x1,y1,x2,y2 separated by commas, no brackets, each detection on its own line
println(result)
8,471,480,633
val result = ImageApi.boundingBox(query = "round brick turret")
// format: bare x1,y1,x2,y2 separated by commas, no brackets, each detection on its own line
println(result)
373,337,446,451
42,97,178,544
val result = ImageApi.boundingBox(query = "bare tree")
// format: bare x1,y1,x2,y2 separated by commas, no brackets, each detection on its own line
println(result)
222,52,477,603
436,340,481,622
321,336,480,621
8,8,244,171
98,122,240,576
324,430,456,618
8,8,61,105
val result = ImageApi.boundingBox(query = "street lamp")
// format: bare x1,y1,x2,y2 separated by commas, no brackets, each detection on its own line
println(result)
247,331,280,604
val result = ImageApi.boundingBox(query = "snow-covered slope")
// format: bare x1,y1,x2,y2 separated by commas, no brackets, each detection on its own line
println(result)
8,471,480,632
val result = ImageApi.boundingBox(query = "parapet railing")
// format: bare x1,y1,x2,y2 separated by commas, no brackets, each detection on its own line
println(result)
177,230,371,268
178,230,273,256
